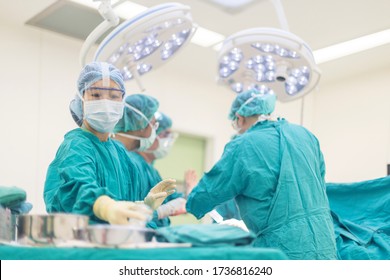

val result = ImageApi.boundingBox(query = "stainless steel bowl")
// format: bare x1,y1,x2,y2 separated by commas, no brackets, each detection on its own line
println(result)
16,213,89,246
0,206,15,241
86,224,155,246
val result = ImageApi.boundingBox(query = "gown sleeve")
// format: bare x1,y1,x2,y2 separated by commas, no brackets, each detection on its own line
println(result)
44,138,112,220
186,140,247,219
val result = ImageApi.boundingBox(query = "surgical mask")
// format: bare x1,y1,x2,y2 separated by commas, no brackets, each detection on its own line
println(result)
139,128,157,151
117,127,157,151
152,145,169,159
84,99,124,133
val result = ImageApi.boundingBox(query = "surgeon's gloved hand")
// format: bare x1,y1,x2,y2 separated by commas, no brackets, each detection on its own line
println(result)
93,195,152,225
219,218,249,232
144,179,176,210
156,197,187,219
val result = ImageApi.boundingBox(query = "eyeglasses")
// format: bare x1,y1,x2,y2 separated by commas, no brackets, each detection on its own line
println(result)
159,130,178,139
85,87,124,101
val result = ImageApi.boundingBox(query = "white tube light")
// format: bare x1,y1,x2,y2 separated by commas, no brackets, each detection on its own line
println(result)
314,29,390,64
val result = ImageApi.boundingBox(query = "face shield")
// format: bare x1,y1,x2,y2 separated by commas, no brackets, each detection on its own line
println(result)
78,63,125,133
148,131,178,159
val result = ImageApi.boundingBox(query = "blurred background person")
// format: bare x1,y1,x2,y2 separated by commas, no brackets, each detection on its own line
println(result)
113,95,184,228
186,89,337,260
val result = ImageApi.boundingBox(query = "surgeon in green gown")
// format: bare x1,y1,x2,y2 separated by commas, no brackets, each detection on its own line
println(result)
113,95,185,228
135,111,186,228
186,89,337,260
44,62,175,224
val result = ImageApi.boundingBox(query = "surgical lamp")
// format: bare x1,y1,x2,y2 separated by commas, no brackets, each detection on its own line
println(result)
92,2,196,91
217,0,320,102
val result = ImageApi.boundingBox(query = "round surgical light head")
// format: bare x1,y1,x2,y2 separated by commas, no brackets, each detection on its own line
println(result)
217,28,321,102
94,3,196,83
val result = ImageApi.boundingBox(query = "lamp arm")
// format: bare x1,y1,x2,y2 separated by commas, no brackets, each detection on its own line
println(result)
270,0,290,31
79,21,113,66
97,0,120,25
79,0,120,66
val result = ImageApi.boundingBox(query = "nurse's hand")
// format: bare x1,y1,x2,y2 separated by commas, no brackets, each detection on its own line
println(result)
184,169,198,197
220,219,249,232
93,195,152,225
144,179,176,210
156,197,187,219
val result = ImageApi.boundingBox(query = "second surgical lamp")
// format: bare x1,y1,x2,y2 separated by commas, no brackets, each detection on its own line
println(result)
217,0,320,102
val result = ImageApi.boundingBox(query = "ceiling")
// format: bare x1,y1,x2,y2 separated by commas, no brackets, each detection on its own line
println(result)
1,0,389,85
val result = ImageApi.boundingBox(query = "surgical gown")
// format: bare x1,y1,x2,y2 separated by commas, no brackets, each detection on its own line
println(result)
214,199,241,221
327,176,390,259
186,119,337,260
44,128,142,223
126,151,183,228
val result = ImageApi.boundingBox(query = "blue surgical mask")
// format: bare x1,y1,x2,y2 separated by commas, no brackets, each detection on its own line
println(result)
84,99,124,133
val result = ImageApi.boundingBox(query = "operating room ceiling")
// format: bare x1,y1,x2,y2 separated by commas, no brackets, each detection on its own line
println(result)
1,0,389,85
